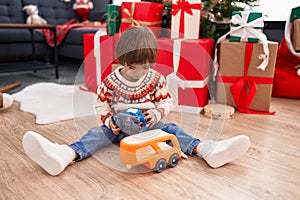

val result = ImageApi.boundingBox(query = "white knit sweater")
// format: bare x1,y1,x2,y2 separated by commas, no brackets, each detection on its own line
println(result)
95,66,173,127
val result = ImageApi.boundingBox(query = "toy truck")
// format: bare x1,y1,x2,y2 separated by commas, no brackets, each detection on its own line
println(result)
120,129,181,173
112,107,147,135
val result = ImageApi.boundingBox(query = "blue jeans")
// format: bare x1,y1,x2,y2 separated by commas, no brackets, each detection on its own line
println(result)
69,121,200,161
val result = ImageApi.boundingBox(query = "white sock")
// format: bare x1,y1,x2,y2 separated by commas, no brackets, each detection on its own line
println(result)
197,135,250,168
0,93,13,109
22,131,76,176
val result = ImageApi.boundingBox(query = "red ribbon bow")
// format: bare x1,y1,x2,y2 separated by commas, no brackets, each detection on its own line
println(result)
170,0,200,15
170,0,201,36
220,43,275,115
231,76,257,113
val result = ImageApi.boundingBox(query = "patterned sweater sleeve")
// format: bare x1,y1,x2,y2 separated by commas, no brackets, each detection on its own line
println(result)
95,81,113,126
153,75,173,120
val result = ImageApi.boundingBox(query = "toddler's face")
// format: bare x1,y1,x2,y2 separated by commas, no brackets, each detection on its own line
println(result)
122,63,151,81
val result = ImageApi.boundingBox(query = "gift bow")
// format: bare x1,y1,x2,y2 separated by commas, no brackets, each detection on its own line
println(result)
166,39,208,106
213,12,269,80
121,3,162,27
230,12,264,42
230,75,257,113
170,0,201,16
170,0,201,37
229,12,268,68
122,3,142,26
220,43,274,114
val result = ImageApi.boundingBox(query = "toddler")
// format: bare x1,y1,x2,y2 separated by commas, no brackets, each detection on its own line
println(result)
23,26,250,176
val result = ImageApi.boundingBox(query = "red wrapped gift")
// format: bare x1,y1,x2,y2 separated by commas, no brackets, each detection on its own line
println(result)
120,2,164,36
83,32,120,92
153,38,214,113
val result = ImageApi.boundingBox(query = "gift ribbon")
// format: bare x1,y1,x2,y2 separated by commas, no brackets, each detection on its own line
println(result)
166,39,209,106
105,10,121,35
170,0,201,38
213,12,269,80
94,30,108,85
219,43,275,115
230,12,264,42
121,3,162,27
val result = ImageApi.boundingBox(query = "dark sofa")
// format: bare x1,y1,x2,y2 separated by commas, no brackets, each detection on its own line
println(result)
0,0,109,61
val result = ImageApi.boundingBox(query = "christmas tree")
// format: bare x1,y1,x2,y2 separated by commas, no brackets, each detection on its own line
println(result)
142,0,258,40
201,0,258,39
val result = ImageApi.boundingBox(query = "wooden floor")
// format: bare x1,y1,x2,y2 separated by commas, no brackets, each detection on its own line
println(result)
1,97,300,200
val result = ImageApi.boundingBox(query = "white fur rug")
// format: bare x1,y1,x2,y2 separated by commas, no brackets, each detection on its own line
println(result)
12,82,97,124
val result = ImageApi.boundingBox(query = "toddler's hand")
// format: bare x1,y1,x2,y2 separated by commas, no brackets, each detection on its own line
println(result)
144,110,157,128
109,117,121,135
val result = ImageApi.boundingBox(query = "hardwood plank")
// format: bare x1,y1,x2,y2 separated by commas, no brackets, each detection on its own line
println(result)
0,97,300,199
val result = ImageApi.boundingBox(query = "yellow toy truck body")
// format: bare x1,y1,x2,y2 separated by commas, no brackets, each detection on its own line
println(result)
120,129,181,172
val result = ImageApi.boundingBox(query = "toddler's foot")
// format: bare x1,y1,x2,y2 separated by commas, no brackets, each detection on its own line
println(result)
22,131,75,176
0,92,13,110
197,135,250,168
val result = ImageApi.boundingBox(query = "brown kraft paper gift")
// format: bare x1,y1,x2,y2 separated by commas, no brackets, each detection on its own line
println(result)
217,40,278,113
293,19,300,51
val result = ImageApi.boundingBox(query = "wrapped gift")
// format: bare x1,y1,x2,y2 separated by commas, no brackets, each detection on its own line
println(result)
216,40,278,114
293,19,300,51
290,6,300,51
282,6,300,56
213,11,269,81
105,4,121,36
83,32,120,92
120,2,164,36
153,38,214,113
170,0,201,39
290,6,300,22
229,11,264,43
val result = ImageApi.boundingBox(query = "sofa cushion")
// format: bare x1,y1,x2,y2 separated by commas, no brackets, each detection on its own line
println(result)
0,29,31,42
0,0,25,23
63,28,100,45
89,0,109,21
22,0,79,25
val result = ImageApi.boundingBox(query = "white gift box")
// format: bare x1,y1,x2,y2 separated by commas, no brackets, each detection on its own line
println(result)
170,0,201,39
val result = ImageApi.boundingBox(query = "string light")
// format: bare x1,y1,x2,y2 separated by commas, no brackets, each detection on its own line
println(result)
215,11,223,19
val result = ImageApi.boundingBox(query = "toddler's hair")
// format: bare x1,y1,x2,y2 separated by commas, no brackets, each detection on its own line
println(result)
116,26,158,66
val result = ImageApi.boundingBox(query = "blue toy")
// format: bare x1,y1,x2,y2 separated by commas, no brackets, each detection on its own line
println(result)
112,108,147,135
